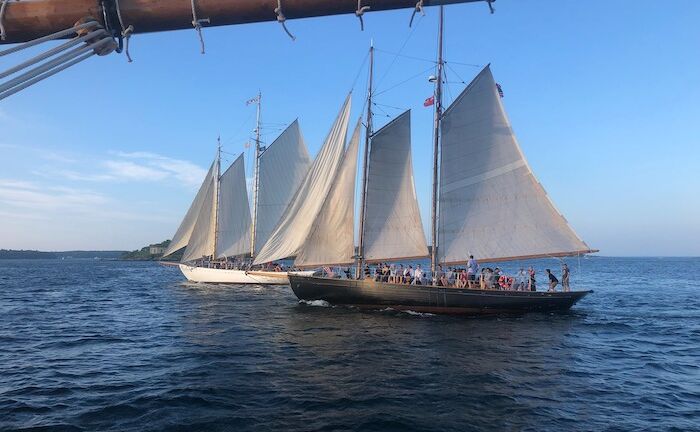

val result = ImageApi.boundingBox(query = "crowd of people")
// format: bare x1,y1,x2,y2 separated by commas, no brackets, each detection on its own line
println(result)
342,255,572,292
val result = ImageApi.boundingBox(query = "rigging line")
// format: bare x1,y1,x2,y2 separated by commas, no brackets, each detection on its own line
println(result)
349,49,370,93
373,102,407,111
444,60,481,68
445,62,471,86
375,13,424,89
374,64,434,97
374,48,435,64
114,0,134,62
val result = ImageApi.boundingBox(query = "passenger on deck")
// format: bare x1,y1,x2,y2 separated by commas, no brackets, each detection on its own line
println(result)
528,267,537,291
405,265,414,284
364,264,371,279
546,269,559,292
562,263,570,292
414,265,424,285
516,268,527,291
467,255,479,288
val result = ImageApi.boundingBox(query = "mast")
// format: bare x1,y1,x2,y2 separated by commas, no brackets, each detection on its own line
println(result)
213,136,222,260
356,41,374,279
430,5,444,277
250,91,262,259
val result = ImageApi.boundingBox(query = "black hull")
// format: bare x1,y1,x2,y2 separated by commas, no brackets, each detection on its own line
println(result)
288,276,591,315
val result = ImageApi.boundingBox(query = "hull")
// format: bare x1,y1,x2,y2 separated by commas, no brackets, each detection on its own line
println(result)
179,265,314,285
288,275,591,315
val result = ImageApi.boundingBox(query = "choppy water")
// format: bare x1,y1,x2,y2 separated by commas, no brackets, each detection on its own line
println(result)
0,257,698,431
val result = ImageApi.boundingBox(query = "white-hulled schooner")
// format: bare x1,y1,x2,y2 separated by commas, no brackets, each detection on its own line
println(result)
161,94,315,284
279,6,597,314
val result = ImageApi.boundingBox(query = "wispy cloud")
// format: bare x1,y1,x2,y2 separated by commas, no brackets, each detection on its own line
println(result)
0,179,174,223
112,151,207,187
39,150,207,188
0,179,107,212
103,160,171,181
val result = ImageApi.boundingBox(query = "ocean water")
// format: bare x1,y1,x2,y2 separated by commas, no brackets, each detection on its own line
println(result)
0,257,698,431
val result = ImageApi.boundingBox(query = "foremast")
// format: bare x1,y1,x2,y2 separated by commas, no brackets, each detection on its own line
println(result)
356,42,374,279
430,5,445,278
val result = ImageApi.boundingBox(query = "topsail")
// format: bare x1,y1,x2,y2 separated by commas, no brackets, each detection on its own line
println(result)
438,65,593,264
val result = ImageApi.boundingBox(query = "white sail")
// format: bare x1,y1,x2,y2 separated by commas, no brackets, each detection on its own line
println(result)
255,120,312,253
438,65,592,264
253,95,352,265
363,110,428,261
295,119,361,267
163,160,217,257
181,162,218,263
216,154,252,258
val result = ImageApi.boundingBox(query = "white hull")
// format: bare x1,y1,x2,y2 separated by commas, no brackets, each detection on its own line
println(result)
178,264,314,285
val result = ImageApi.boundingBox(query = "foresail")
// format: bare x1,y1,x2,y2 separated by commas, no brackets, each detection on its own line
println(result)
363,110,428,261
181,167,218,263
216,154,252,258
295,119,361,267
438,65,592,264
253,94,352,265
255,120,312,253
163,159,217,257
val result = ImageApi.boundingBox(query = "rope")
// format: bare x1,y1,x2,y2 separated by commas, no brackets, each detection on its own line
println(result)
355,0,370,31
114,0,134,62
409,0,424,28
275,0,296,41
190,0,210,54
0,0,9,41
0,19,117,101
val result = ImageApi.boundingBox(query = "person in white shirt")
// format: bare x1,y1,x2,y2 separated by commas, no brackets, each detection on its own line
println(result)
414,265,424,285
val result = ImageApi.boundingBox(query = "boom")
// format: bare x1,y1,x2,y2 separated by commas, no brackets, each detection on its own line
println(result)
0,0,490,44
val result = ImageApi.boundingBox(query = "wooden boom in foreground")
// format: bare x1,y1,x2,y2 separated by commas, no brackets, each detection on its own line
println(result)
0,0,491,44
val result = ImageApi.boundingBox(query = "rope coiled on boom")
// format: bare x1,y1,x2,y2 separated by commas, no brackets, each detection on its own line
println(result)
0,19,117,101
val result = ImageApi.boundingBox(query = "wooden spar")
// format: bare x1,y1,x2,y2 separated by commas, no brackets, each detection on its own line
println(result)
0,0,489,44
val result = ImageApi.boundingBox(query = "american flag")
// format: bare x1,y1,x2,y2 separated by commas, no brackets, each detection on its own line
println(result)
496,83,504,98
245,95,260,106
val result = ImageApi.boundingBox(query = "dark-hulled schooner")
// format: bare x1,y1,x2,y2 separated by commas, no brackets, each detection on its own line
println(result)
257,6,596,314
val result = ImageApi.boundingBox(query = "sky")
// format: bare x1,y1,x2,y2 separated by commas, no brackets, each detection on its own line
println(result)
0,0,698,256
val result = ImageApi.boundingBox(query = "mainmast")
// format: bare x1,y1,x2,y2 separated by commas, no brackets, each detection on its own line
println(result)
213,136,222,260
250,91,262,260
356,42,374,279
430,5,445,277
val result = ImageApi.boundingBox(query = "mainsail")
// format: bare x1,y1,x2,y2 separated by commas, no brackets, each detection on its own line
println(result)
438,65,592,264
363,110,428,262
216,154,252,258
253,95,352,265
163,159,218,257
255,120,312,253
294,119,362,267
